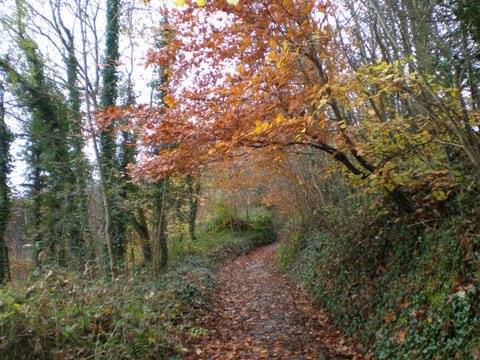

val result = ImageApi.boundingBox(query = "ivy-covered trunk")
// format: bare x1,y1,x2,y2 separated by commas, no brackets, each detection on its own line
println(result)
0,82,12,284
0,1,87,269
100,0,127,266
131,208,152,263
64,30,91,269
153,180,168,272
186,175,201,241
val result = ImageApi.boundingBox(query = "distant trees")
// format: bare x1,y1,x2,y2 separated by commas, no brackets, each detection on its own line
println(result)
0,1,92,269
339,0,480,172
453,0,480,48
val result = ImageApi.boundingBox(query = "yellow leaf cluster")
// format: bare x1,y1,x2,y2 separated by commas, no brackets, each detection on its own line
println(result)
252,121,270,136
173,0,239,7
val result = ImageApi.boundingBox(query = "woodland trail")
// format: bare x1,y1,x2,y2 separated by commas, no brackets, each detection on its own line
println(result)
186,243,361,360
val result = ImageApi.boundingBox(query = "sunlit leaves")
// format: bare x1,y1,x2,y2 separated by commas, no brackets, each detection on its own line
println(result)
251,121,270,136
136,0,341,179
163,94,176,108
172,0,239,7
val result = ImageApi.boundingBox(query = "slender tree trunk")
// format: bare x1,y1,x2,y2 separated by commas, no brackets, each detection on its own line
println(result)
153,180,168,272
153,212,168,273
79,14,115,279
0,82,12,284
186,175,200,241
30,157,42,267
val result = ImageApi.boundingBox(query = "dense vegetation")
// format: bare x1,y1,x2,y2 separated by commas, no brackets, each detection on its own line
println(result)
278,184,480,358
0,209,276,359
0,0,479,358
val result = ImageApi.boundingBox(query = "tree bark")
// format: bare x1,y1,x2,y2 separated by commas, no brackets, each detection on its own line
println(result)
0,82,12,284
153,180,168,272
131,208,152,263
186,175,200,241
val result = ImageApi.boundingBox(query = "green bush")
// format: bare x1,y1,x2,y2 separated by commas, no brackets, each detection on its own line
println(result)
171,208,276,266
203,203,276,236
248,212,277,245
277,232,305,268
374,287,480,359
204,203,250,233
0,268,203,359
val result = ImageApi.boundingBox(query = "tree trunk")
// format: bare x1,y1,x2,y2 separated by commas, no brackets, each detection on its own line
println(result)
99,0,126,265
186,175,200,241
153,211,168,273
78,14,116,278
131,208,152,263
153,180,168,272
0,82,12,284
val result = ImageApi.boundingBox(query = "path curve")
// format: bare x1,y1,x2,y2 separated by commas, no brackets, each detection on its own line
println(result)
185,244,361,359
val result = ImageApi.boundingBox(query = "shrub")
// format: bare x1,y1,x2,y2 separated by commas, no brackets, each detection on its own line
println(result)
0,270,189,359
204,203,250,233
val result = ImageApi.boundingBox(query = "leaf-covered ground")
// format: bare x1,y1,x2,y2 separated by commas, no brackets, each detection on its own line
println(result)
185,244,361,359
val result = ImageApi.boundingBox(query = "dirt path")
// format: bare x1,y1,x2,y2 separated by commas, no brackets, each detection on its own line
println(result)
186,244,361,359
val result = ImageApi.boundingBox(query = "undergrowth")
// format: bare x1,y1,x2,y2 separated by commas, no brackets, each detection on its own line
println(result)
0,209,276,359
279,186,480,359
171,207,276,266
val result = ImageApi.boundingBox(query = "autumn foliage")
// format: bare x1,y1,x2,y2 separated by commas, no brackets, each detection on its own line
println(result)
134,0,479,216
1,0,480,358
137,1,372,178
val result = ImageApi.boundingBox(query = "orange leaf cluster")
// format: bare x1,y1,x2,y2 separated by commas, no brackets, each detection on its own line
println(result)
135,0,361,180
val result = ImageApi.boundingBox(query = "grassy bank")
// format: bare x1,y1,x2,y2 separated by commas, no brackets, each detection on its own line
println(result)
0,211,276,359
278,196,480,359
